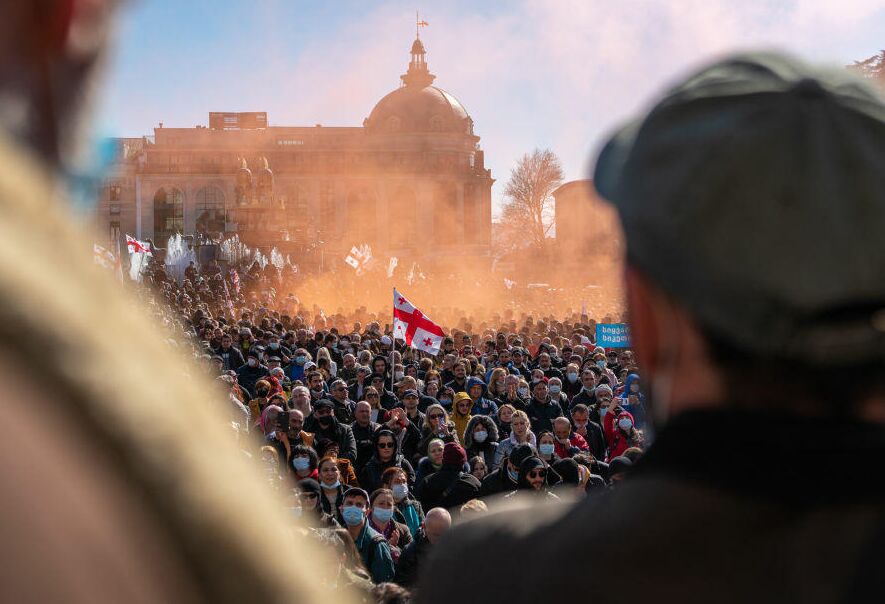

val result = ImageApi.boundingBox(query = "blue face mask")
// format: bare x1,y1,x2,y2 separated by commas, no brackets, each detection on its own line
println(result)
293,457,311,472
296,356,307,365
289,506,303,519
342,505,366,527
539,443,555,456
392,483,409,500
321,479,340,490
596,360,606,369
372,507,395,525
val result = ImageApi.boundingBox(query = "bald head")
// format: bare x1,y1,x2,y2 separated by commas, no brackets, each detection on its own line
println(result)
354,401,371,425
424,508,452,544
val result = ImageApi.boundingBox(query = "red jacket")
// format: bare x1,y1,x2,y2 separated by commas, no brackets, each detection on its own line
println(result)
553,432,589,459
604,409,636,461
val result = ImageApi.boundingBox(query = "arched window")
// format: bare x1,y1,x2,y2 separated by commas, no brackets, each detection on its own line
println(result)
389,187,416,247
153,187,184,244
195,186,226,235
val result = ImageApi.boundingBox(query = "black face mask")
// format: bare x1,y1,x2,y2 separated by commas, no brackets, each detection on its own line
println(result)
317,415,333,427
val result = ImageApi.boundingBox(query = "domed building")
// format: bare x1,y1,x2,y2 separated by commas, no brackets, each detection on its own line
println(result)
97,35,494,271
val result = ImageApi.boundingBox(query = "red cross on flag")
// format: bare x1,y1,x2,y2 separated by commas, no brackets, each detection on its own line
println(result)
126,235,152,256
393,289,445,355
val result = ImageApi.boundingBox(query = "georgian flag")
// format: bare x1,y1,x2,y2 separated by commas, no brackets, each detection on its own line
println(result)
126,235,152,255
345,244,372,274
93,244,116,269
393,289,445,355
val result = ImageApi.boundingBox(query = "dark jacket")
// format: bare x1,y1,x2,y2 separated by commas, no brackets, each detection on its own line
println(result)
329,397,355,425
236,362,269,395
394,529,432,588
569,388,596,411
572,419,606,461
303,415,357,463
479,465,518,498
352,420,381,475
527,398,565,434
359,431,417,494
214,345,244,371
391,420,423,466
463,415,500,471
415,466,481,512
420,409,885,603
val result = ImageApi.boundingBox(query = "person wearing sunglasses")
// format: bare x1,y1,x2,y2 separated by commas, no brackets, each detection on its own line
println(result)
417,405,459,462
295,478,338,529
505,456,559,501
359,429,415,495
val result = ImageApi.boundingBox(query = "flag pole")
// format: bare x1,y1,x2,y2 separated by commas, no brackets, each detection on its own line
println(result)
390,286,396,398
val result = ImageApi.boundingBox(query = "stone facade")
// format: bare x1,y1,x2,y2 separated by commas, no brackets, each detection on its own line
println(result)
96,37,493,270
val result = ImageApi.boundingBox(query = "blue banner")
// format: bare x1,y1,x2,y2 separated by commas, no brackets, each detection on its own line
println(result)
596,323,631,348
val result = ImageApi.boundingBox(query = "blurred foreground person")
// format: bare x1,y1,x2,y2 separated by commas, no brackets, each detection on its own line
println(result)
420,52,885,602
0,2,342,602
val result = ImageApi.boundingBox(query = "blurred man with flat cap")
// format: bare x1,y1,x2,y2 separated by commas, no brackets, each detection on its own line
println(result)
0,2,345,602
420,52,885,602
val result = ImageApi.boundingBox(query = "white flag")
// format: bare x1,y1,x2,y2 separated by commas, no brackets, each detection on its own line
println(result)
387,257,398,277
93,244,116,269
393,289,444,355
126,235,152,256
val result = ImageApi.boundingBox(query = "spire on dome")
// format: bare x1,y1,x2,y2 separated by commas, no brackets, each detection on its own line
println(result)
401,34,435,88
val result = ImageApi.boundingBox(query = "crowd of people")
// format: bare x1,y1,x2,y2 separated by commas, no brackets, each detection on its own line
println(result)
137,256,643,599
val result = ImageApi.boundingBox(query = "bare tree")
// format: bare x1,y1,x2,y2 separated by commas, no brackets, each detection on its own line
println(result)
498,148,563,252
848,50,885,84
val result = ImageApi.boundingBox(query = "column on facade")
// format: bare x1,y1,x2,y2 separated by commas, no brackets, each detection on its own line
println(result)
416,179,434,258
135,175,143,239
455,181,466,244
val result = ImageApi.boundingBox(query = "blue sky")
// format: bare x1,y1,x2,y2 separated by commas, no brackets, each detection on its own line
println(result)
98,0,885,214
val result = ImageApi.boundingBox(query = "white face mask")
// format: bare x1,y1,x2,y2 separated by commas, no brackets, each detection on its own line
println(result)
474,430,488,443
618,417,633,431
566,373,578,383
247,358,258,367
518,388,529,397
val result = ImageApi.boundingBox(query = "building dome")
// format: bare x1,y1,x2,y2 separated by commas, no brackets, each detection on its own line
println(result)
367,85,472,134
365,36,474,135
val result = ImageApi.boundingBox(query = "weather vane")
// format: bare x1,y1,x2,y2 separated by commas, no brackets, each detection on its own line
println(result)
416,11,429,38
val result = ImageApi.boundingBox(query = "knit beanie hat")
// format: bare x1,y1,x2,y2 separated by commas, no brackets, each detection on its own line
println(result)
442,442,467,467
297,478,321,497
552,458,580,485
509,443,536,468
